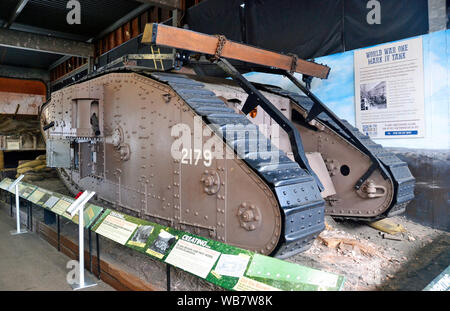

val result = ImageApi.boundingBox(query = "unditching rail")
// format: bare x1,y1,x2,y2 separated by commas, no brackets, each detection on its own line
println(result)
0,177,344,291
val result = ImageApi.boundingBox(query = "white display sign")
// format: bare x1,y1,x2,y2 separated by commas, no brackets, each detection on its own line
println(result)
165,239,220,279
214,254,250,278
95,213,138,245
354,36,425,138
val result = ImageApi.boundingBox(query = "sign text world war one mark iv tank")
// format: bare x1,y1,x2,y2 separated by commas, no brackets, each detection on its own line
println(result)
40,24,415,258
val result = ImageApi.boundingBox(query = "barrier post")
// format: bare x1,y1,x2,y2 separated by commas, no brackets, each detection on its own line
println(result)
8,175,27,235
67,190,97,290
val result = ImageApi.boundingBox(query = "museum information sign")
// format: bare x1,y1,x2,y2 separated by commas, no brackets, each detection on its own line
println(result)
165,237,221,278
354,37,425,139
95,211,138,245
0,178,104,229
90,208,345,291
0,177,346,291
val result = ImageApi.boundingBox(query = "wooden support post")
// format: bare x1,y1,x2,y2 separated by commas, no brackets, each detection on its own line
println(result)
140,11,149,32
150,7,159,23
131,17,140,38
116,27,123,46
124,22,131,42
108,32,115,50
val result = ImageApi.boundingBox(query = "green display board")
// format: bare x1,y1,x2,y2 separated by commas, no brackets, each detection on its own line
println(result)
92,209,345,291
1,177,345,291
1,178,103,228
0,178,12,191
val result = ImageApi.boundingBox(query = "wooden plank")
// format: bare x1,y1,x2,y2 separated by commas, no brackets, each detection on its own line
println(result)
69,57,74,71
150,7,159,23
95,41,101,57
123,22,131,42
131,17,140,38
116,27,123,46
142,23,330,79
140,11,149,33
108,32,115,50
161,8,171,22
101,38,107,55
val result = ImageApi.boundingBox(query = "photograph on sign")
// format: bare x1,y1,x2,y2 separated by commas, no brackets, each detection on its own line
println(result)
19,186,36,199
43,196,60,209
146,229,176,259
127,225,154,248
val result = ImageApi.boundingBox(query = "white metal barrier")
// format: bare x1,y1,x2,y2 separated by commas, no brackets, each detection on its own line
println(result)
67,190,97,290
8,174,27,235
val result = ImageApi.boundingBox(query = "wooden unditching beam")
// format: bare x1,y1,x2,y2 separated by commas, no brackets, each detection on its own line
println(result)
142,23,330,79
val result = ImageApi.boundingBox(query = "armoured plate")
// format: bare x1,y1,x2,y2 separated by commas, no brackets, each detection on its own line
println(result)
264,87,415,220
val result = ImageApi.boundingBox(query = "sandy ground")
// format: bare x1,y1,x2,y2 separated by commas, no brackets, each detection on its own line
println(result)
11,176,450,291
288,215,450,290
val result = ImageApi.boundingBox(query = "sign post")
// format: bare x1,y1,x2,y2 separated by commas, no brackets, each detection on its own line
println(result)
67,190,97,290
8,174,27,235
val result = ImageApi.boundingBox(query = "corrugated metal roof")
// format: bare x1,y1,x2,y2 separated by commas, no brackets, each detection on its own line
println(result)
0,46,62,69
0,0,146,69
15,0,142,39
0,0,20,21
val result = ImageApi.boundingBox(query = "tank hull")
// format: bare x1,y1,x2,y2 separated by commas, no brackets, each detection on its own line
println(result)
42,70,325,258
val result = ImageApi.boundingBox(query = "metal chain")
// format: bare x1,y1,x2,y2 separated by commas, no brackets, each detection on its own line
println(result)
288,53,298,73
211,35,227,61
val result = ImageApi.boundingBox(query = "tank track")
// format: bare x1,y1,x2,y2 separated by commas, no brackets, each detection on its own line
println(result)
148,72,325,258
261,86,415,221
48,67,326,258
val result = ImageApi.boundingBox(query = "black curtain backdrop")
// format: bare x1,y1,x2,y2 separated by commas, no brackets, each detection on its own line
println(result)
344,0,429,51
186,0,429,60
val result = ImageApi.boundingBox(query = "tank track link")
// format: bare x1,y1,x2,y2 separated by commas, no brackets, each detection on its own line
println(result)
262,86,415,221
148,72,325,258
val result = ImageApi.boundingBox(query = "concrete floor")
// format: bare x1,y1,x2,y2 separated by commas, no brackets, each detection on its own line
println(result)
0,208,114,291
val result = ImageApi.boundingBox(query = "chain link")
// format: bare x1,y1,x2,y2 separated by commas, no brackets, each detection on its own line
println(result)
287,53,298,73
211,35,227,61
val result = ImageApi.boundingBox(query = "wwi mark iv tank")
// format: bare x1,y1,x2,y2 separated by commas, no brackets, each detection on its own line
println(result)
41,24,415,258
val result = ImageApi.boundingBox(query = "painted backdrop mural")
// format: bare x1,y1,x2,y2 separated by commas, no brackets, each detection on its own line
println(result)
245,30,449,230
